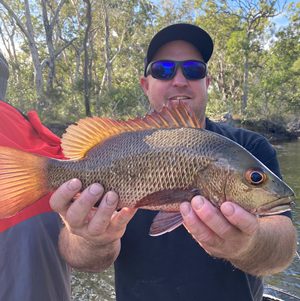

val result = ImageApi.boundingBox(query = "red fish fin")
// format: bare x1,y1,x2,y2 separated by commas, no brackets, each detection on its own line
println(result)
136,188,201,208
0,147,50,218
0,193,53,232
140,101,202,129
149,211,183,236
61,102,201,160
61,117,131,159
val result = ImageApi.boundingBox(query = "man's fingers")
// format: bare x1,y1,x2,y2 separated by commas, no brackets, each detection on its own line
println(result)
66,183,104,228
110,207,137,232
87,191,120,235
181,198,260,259
180,200,218,246
189,197,240,239
221,202,258,236
49,178,82,216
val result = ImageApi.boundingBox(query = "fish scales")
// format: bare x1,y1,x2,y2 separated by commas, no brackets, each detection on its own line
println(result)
47,128,215,210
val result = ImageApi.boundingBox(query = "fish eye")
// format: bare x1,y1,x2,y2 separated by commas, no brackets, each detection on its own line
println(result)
245,169,266,185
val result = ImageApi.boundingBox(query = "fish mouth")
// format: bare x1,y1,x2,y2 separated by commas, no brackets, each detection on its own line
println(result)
256,196,296,216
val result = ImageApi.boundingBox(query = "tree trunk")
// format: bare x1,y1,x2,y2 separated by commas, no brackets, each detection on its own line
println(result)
241,49,249,114
103,2,112,90
40,0,67,105
24,0,44,106
83,0,92,117
41,0,55,95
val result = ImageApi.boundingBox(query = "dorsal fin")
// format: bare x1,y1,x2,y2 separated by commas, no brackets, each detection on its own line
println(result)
61,102,201,160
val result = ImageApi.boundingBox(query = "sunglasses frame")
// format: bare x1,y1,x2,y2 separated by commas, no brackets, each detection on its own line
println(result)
146,60,207,81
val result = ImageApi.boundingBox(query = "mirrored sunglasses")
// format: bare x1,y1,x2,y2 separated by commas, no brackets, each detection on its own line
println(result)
146,60,207,80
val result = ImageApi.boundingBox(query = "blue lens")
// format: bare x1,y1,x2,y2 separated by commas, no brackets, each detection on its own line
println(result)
151,61,176,79
182,61,206,80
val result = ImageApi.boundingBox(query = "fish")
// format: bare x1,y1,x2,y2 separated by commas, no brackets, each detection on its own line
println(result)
0,103,295,236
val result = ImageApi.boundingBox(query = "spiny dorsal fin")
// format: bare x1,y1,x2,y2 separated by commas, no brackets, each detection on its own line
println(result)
61,102,201,160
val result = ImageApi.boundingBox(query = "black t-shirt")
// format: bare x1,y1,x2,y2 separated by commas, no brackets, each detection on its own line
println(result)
114,118,285,301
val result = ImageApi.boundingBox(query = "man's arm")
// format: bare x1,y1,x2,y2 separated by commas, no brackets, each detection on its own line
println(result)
50,179,136,272
180,196,297,276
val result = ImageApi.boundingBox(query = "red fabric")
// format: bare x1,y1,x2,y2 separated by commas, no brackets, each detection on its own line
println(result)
0,100,64,231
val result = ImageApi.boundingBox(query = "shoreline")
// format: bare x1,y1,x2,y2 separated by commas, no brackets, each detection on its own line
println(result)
217,118,299,144
46,118,300,144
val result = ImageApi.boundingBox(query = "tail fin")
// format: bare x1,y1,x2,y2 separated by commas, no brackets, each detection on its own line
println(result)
0,147,50,218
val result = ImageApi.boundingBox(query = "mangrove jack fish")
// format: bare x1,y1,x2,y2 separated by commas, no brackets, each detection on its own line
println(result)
0,103,295,236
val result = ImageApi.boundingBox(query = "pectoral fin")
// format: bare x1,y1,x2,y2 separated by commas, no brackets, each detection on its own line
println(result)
136,188,201,208
149,211,183,236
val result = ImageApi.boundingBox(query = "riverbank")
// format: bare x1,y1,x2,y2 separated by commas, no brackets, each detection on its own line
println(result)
217,117,299,144
46,117,300,144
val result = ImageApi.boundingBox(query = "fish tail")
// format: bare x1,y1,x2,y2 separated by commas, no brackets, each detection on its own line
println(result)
0,146,50,218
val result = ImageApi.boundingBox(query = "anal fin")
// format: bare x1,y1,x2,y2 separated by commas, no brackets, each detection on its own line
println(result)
149,211,183,236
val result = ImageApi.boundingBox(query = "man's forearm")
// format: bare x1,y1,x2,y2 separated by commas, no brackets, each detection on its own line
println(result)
230,215,297,276
58,226,120,272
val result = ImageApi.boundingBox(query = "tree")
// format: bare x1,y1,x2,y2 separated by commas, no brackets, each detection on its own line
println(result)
1,0,297,124
195,0,287,115
82,0,92,116
0,0,76,110
251,2,300,118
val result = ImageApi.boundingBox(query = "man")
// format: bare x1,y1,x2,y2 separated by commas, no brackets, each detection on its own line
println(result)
0,52,71,301
50,24,296,301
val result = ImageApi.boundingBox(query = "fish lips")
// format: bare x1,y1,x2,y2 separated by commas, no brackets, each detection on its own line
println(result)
255,195,296,216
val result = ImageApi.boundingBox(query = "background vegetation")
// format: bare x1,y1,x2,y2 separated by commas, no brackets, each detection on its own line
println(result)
0,0,299,125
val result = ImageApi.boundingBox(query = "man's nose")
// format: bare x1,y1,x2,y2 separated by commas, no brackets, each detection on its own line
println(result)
171,67,188,87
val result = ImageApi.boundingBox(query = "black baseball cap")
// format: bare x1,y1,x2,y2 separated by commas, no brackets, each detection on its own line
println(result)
144,23,213,76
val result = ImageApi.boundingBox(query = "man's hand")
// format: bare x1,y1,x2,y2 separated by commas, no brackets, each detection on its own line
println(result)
49,178,137,271
180,196,258,259
180,195,296,276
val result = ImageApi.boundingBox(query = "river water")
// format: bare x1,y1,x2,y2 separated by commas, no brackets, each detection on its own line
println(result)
265,140,300,299
71,140,300,300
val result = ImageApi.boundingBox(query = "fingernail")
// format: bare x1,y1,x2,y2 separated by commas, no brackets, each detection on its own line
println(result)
105,192,118,206
193,196,204,210
68,179,81,191
222,203,235,216
180,203,191,217
89,184,103,196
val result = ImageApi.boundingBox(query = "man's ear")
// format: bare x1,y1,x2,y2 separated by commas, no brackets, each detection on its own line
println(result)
206,75,211,88
140,76,149,95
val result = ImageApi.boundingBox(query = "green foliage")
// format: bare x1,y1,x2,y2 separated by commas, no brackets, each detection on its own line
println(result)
194,0,299,120
0,0,299,123
247,4,300,118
